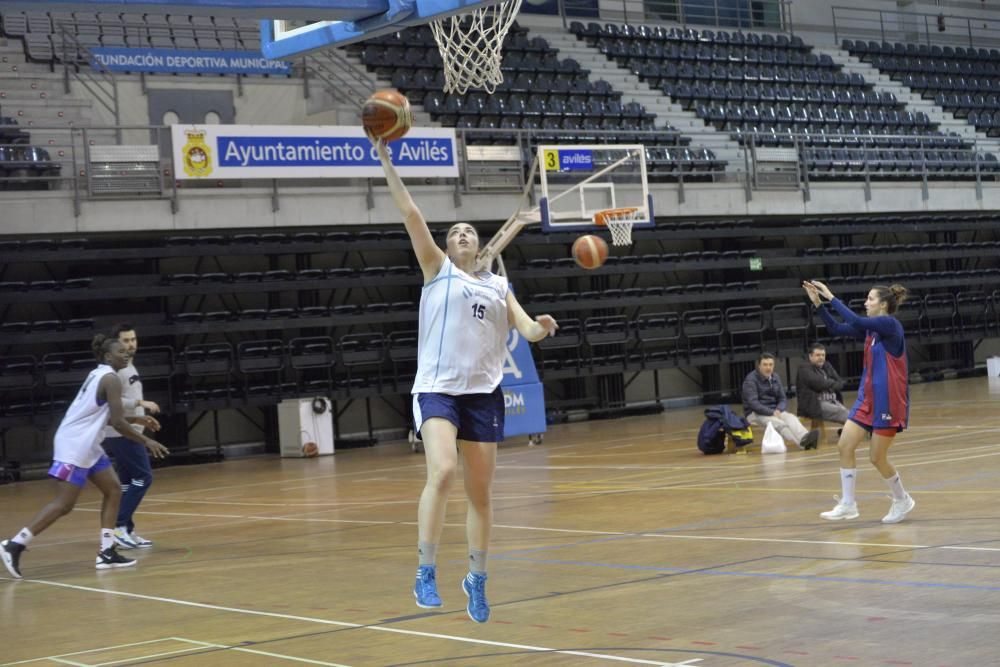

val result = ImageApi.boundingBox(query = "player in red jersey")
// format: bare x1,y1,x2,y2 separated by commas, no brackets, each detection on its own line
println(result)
804,281,914,524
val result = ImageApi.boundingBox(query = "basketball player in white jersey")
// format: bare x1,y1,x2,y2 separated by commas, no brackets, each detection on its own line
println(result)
102,323,161,550
374,138,558,623
1,335,169,579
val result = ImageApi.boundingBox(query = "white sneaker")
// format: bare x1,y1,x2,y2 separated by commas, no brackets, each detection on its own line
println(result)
129,532,153,548
820,498,859,521
113,527,138,550
881,494,915,524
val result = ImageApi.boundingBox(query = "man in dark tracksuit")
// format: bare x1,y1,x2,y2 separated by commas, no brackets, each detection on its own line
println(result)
796,343,849,424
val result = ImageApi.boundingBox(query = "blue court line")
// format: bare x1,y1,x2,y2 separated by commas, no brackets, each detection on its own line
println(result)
489,554,1000,592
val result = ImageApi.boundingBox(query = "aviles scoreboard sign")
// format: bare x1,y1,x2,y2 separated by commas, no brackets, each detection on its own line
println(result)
171,125,459,179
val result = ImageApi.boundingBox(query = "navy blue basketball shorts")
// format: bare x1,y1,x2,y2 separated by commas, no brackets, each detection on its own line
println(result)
413,388,505,443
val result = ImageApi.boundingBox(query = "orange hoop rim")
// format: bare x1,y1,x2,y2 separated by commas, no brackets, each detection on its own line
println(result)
593,207,641,226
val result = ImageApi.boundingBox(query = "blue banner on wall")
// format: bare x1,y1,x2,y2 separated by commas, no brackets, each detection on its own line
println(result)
500,315,547,439
172,124,458,179
91,48,291,75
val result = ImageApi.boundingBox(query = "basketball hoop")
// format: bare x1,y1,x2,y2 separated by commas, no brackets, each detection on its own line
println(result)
429,0,523,94
594,207,641,247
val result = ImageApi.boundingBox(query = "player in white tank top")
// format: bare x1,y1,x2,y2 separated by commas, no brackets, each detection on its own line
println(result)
411,256,510,395
1,335,169,580
374,138,558,622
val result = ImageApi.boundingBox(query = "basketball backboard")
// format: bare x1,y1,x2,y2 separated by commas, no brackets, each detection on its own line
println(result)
0,0,504,60
535,144,654,233
261,0,508,59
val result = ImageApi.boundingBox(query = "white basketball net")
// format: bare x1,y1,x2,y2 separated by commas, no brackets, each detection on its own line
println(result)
596,207,641,246
429,0,523,95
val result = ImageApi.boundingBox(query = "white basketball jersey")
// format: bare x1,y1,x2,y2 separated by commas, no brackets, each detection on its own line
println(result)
54,364,116,468
102,362,145,438
412,257,509,395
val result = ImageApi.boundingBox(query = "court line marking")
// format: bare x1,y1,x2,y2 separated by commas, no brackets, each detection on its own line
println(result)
0,578,689,667
89,646,208,666
165,637,352,667
59,507,1000,553
2,638,181,666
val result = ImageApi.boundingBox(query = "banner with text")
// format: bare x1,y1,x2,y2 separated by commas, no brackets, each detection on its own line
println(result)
171,125,459,179
91,48,291,76
500,318,547,439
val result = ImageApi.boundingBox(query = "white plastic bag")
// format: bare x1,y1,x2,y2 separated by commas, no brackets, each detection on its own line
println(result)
761,421,787,454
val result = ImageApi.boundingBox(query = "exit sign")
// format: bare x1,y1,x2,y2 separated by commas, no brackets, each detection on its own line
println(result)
749,257,763,271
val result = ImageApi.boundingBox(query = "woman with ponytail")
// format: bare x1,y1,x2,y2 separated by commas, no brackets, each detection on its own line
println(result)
803,282,914,524
1,335,169,579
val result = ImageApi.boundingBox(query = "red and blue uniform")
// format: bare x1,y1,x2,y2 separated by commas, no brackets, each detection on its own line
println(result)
817,298,908,433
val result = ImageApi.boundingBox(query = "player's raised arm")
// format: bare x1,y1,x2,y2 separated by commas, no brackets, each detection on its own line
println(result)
371,138,445,282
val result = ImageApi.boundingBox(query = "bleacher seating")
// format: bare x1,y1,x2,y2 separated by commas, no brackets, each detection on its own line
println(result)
570,24,982,178
347,23,724,172
843,39,1000,141
1,8,253,61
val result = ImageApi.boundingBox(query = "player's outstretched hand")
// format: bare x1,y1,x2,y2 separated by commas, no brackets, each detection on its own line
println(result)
129,415,161,432
144,439,170,459
802,281,821,307
140,399,161,414
809,280,835,301
536,315,559,338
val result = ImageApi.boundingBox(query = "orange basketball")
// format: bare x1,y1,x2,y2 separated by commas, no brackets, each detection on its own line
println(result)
302,441,319,458
362,90,412,142
572,234,609,270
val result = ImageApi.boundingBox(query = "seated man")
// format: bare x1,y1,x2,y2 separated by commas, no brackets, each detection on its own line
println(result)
742,352,820,450
796,343,849,426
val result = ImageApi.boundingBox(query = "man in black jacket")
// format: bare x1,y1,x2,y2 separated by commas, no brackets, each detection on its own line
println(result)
796,343,849,424
742,353,821,450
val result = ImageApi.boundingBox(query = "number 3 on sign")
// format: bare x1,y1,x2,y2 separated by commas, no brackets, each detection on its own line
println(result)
471,303,486,320
543,149,559,172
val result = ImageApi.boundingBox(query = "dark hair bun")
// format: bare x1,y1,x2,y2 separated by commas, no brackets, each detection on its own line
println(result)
889,283,908,306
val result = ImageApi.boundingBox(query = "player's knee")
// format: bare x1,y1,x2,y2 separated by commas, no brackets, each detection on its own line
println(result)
427,463,457,491
52,499,75,516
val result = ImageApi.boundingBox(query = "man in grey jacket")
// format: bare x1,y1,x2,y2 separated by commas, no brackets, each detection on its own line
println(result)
743,353,821,450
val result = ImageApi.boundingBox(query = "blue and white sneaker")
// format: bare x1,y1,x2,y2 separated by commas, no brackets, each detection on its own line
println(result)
413,565,442,608
113,527,138,550
129,532,153,548
462,572,490,623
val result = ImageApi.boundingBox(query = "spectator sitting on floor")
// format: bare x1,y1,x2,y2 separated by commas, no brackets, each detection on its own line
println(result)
796,343,849,428
742,352,821,450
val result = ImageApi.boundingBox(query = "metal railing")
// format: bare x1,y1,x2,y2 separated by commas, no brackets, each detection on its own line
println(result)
2,124,999,216
302,50,371,108
54,24,121,141
559,0,792,32
0,126,176,216
832,6,1000,50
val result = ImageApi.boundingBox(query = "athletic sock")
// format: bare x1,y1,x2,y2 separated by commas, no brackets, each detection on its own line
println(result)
884,473,907,501
840,468,857,505
100,529,114,551
12,527,33,547
418,541,437,567
469,549,488,574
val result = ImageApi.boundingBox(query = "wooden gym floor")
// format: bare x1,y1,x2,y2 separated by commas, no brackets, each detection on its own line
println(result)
2,376,1000,666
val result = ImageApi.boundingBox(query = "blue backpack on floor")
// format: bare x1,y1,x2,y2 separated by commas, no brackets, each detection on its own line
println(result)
698,405,753,455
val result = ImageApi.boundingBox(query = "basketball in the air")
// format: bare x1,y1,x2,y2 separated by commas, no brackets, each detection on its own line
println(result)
362,90,412,142
572,234,609,270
